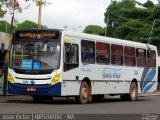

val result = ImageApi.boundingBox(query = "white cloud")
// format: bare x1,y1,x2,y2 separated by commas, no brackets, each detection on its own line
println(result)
3,0,109,31
39,0,109,31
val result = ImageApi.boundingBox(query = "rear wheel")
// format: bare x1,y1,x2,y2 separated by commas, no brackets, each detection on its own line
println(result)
128,82,138,101
77,81,92,104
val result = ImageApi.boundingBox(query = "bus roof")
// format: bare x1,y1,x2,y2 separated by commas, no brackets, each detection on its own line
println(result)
63,31,157,50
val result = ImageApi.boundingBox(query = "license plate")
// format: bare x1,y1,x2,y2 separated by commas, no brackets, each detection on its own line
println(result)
27,88,37,92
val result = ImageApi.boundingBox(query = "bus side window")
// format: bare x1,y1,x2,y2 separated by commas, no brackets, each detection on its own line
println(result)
81,40,95,64
124,46,135,66
147,50,156,68
111,44,123,66
64,43,79,71
136,48,146,67
96,42,110,64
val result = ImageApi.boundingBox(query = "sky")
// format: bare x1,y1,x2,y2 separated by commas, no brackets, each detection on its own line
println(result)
1,0,158,32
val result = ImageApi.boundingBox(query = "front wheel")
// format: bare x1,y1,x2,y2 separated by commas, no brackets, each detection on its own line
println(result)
76,81,92,104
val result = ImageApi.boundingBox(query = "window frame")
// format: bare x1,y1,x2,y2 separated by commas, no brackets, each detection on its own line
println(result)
81,40,95,64
96,42,110,65
147,50,156,68
124,46,136,67
136,48,146,67
64,43,79,71
111,44,123,66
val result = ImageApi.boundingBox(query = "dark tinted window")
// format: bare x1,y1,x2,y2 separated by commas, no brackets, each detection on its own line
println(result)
111,44,123,66
137,48,146,67
96,42,110,64
147,50,156,67
124,46,135,66
81,40,95,64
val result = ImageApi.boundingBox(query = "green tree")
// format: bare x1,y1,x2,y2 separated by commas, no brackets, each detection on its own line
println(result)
104,0,135,37
0,20,11,33
83,25,105,36
143,0,155,8
16,20,47,30
104,0,160,53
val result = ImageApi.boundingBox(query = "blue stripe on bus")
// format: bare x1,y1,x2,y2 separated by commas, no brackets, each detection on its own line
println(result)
140,68,156,93
8,82,61,96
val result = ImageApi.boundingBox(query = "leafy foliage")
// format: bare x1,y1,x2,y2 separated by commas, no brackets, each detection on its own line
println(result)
0,20,11,33
143,0,155,8
0,20,47,33
104,0,160,53
16,20,47,30
83,25,105,36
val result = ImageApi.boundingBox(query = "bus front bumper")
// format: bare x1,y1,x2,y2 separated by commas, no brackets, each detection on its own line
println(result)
8,82,61,96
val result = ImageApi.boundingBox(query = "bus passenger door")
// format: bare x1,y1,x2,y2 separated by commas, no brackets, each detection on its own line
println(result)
63,43,79,71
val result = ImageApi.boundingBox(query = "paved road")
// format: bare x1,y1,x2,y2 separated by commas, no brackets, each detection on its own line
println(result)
0,95,160,114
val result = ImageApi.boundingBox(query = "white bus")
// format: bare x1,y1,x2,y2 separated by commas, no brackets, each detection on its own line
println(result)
8,29,158,104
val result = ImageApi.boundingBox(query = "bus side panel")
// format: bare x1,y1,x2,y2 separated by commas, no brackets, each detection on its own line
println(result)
91,82,130,94
61,65,158,96
61,81,80,96
140,67,158,93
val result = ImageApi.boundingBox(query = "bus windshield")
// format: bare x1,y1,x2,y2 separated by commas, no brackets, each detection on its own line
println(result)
10,40,60,71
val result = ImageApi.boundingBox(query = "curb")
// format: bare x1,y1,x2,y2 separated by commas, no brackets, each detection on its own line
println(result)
138,92,160,97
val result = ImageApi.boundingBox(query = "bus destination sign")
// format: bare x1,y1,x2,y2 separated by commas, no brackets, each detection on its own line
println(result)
15,30,60,40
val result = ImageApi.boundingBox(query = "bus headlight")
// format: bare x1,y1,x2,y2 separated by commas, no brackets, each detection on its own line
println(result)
51,73,61,85
8,72,15,84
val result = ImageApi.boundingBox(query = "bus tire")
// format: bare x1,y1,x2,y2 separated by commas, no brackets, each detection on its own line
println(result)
77,81,91,104
128,82,138,101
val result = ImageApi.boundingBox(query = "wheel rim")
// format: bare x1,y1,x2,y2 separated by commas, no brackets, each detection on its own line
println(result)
81,87,88,100
131,85,136,98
